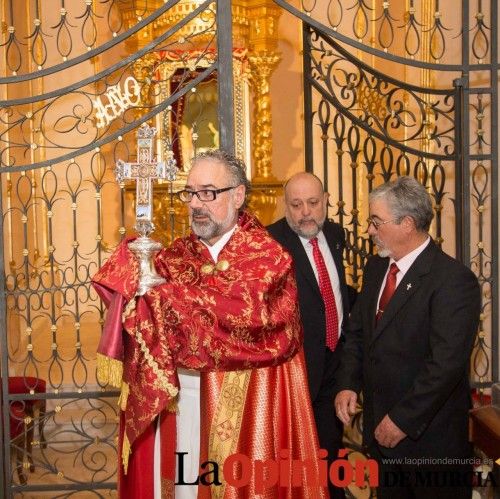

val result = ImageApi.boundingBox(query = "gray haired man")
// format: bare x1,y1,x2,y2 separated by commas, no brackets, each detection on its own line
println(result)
335,176,480,499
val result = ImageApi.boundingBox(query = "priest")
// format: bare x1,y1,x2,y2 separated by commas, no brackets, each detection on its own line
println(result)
92,150,328,498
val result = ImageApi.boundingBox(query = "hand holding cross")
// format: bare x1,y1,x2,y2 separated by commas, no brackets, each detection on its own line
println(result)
115,122,177,294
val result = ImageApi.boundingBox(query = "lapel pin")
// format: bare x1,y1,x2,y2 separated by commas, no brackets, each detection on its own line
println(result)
336,243,340,250
407,283,412,290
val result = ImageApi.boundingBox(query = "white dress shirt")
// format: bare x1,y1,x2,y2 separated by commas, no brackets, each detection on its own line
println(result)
377,236,431,309
299,230,344,337
201,224,237,260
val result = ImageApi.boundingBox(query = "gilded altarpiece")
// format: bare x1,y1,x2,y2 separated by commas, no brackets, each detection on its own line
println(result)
124,50,254,246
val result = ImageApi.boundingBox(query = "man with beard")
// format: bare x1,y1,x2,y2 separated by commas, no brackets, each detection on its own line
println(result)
92,151,327,499
268,172,355,498
335,176,480,499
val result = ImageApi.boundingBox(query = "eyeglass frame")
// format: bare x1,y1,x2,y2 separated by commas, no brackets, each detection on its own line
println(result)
177,186,238,203
366,216,402,229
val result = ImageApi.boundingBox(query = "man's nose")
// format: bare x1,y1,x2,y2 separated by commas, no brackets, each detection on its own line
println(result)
301,204,311,216
367,223,377,236
189,194,203,209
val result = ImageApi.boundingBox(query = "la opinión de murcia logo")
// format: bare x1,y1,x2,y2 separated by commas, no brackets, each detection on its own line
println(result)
175,449,379,492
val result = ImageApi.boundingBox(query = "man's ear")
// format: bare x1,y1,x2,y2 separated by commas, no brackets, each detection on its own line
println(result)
233,184,246,209
402,215,416,232
323,191,329,206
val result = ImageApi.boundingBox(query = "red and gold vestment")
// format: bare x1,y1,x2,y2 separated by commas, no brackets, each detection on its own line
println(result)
92,211,327,498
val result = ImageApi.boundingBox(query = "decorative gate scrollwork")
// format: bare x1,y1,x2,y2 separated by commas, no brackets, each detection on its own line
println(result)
0,0,234,496
275,0,498,397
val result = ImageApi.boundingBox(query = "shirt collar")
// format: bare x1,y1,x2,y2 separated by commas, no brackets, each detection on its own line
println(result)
390,236,430,274
200,224,237,262
299,230,326,249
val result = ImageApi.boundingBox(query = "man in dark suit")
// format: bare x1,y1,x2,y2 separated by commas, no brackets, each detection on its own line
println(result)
268,172,354,499
335,176,480,499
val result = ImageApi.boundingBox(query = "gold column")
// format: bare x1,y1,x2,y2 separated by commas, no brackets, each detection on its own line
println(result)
248,51,280,182
246,0,282,224
420,0,435,156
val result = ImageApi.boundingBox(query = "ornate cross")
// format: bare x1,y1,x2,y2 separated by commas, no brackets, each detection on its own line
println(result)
115,122,177,236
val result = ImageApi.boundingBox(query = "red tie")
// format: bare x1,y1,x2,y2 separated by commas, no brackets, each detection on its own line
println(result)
376,263,399,322
310,237,339,351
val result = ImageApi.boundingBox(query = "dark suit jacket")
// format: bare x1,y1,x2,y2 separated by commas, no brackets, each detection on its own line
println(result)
336,240,480,459
267,218,353,402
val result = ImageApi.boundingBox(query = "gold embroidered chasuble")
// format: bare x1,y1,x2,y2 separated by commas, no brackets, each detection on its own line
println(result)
92,211,327,498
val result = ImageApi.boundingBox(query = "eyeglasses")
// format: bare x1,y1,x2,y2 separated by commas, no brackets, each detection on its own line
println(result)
177,186,237,203
366,217,401,229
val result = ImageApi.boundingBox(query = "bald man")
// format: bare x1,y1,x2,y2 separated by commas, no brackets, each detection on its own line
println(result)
268,173,355,499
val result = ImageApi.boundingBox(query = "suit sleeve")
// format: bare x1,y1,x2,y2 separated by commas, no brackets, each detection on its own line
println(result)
388,266,480,440
347,285,358,309
334,260,372,394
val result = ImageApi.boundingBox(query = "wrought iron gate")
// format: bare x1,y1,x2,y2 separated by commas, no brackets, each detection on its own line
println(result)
0,0,234,496
275,0,498,394
0,0,498,497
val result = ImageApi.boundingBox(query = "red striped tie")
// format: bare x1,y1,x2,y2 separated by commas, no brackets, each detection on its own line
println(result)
310,237,339,351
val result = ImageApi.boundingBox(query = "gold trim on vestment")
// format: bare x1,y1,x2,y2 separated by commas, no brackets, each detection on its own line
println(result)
161,477,175,498
208,370,251,498
118,382,129,411
96,352,123,388
134,327,179,398
122,297,137,320
122,433,131,474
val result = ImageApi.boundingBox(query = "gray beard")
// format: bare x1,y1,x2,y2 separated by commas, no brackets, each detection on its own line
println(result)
377,247,391,258
191,203,237,243
192,217,225,241
373,237,391,258
286,216,324,239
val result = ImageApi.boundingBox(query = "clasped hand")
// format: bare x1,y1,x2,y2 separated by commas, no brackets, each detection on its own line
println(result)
334,390,406,448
